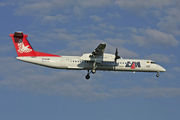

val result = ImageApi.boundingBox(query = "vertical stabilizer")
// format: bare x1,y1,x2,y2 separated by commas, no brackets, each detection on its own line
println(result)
10,31,61,57
10,32,36,57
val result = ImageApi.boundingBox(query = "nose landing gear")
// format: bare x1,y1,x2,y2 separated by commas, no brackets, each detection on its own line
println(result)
156,71,160,77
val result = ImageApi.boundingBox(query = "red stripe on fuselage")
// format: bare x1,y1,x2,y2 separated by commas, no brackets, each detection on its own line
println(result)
34,51,61,57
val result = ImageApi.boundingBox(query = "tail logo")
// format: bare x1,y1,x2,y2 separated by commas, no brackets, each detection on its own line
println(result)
17,42,32,54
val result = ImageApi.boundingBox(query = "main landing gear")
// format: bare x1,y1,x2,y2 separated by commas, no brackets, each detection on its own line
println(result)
156,71,160,77
85,70,96,80
85,70,91,80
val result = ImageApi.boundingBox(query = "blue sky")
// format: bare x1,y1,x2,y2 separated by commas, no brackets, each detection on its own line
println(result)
0,0,180,120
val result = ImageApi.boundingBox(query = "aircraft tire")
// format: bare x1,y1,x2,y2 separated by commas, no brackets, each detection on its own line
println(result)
92,70,96,74
156,72,160,77
85,75,90,79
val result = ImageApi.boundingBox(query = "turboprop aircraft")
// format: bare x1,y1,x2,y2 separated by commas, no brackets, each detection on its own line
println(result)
10,31,166,79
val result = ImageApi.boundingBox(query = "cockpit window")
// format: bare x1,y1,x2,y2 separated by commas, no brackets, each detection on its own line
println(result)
151,61,157,64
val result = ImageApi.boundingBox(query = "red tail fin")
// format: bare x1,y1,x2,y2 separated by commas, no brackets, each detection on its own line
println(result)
10,32,60,57
10,32,36,57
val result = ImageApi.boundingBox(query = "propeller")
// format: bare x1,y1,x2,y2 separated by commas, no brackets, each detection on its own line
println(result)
115,48,120,63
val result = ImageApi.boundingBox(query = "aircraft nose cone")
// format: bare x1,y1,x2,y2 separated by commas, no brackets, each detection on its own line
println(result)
159,66,166,72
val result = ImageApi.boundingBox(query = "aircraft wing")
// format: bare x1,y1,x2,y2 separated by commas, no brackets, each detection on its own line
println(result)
91,43,106,56
79,43,115,62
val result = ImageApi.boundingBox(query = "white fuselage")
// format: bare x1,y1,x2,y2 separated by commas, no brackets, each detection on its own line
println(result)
16,55,166,73
10,32,166,79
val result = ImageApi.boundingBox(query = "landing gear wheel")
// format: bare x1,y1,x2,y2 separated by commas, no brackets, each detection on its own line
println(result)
156,72,160,77
156,74,160,77
85,70,92,80
92,69,96,74
85,75,90,79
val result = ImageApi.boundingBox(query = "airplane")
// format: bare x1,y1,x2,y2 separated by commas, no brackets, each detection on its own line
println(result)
10,31,166,80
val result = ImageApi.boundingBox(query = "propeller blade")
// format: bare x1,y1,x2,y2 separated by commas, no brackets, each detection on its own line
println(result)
115,48,120,59
115,48,118,56
115,48,120,63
